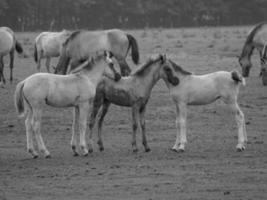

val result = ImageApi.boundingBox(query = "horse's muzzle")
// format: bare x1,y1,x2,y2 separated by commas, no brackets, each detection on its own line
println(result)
114,73,121,82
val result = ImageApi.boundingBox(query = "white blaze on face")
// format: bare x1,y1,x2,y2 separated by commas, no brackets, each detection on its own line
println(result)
105,51,113,65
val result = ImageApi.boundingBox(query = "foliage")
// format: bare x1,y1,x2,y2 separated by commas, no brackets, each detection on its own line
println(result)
1,0,267,31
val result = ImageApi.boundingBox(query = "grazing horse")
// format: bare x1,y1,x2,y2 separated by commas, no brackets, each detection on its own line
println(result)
239,22,267,77
14,51,120,158
87,54,179,153
54,29,139,76
34,30,71,72
163,60,247,152
0,27,23,85
259,42,267,85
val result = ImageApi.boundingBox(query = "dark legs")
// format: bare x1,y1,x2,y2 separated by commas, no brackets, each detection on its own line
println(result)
131,104,150,153
0,56,5,86
9,50,14,82
96,101,111,151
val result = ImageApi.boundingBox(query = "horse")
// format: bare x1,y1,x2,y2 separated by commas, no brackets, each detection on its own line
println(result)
0,27,23,85
162,60,247,152
87,54,179,153
259,42,267,85
14,51,121,158
34,30,71,72
239,22,267,78
54,29,139,76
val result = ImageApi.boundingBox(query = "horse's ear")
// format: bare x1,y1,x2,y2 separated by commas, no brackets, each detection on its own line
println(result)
261,58,266,65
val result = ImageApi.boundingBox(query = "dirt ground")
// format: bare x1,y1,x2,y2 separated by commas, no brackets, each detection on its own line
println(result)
0,26,267,200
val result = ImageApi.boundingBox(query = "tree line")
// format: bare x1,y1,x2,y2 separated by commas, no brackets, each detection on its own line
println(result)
0,0,267,31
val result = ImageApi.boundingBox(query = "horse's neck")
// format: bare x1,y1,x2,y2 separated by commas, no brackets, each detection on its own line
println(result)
135,64,161,91
241,42,254,61
83,65,106,85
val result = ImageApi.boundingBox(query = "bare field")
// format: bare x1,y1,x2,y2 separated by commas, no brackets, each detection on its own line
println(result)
0,26,267,200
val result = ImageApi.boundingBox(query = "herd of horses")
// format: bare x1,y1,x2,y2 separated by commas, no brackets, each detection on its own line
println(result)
1,22,266,158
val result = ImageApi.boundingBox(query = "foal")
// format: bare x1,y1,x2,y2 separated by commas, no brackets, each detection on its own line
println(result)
163,60,247,152
88,55,179,153
14,51,120,158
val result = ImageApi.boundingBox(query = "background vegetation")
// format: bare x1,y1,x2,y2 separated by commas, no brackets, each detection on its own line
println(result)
1,0,267,31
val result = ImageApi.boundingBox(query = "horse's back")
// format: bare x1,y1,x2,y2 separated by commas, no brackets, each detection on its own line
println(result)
66,29,128,58
36,31,68,57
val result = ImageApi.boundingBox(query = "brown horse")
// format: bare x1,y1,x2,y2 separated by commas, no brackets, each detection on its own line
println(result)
0,27,23,85
239,22,267,79
54,29,139,76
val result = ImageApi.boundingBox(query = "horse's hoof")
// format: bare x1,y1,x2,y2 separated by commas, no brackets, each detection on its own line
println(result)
99,147,104,152
45,154,51,159
145,148,151,152
32,154,38,159
73,152,79,157
88,149,93,153
236,146,245,152
170,148,184,153
83,152,89,157
133,149,138,153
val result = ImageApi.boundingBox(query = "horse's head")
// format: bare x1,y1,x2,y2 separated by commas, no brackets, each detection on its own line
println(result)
160,58,191,87
238,56,252,77
95,51,121,81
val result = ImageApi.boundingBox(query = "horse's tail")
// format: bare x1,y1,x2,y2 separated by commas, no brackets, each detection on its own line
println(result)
14,81,26,117
33,42,38,63
231,70,246,86
126,34,139,65
54,45,70,74
15,40,23,54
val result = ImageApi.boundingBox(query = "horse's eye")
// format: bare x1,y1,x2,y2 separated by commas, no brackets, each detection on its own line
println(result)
164,67,171,72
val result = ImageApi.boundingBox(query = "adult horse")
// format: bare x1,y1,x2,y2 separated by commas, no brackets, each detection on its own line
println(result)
14,51,121,158
0,27,23,85
87,55,179,153
163,60,247,152
34,30,71,72
54,29,139,76
239,22,267,78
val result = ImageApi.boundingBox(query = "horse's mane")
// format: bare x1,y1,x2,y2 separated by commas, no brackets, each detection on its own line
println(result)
70,53,107,74
240,22,267,58
132,56,162,76
63,30,82,47
169,60,192,75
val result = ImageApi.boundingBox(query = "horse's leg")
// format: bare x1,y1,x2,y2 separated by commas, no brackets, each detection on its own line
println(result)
139,105,150,152
71,106,79,156
172,103,187,152
96,100,111,152
37,57,42,72
131,106,139,153
25,111,38,158
9,49,14,83
45,57,51,73
78,103,89,156
116,57,131,76
88,95,103,152
229,101,246,151
0,56,6,85
32,109,50,158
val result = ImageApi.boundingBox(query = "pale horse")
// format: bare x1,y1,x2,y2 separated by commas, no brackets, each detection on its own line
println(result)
34,30,71,72
0,26,23,85
87,55,179,153
162,60,247,152
14,51,121,158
